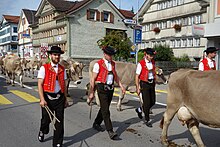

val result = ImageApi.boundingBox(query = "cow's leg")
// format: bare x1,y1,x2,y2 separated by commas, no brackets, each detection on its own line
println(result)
67,79,70,97
20,74,24,88
116,85,127,111
11,73,15,86
161,91,181,146
187,120,205,147
31,68,35,79
6,72,10,84
117,89,125,111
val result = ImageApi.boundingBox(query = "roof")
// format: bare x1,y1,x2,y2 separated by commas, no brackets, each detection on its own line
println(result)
22,9,37,24
47,0,77,12
118,9,135,19
2,15,20,23
66,0,91,14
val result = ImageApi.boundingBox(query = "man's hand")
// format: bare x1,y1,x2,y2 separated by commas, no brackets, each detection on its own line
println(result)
121,86,126,95
40,99,47,107
136,88,140,96
87,92,94,106
64,100,69,108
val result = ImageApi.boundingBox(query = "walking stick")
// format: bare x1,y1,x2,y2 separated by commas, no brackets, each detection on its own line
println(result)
89,104,92,120
87,97,92,120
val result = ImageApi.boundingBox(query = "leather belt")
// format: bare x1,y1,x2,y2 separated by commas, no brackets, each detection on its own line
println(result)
148,79,154,83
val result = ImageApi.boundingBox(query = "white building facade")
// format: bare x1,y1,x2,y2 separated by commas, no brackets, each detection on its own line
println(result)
18,9,37,58
0,15,19,54
138,0,209,60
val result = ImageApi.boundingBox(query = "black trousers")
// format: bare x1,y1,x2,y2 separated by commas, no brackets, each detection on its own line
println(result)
40,92,65,146
94,83,114,131
140,80,156,121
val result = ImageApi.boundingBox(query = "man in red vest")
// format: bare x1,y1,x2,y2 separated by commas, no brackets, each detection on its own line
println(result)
37,46,68,147
199,47,219,71
88,46,125,140
135,48,157,127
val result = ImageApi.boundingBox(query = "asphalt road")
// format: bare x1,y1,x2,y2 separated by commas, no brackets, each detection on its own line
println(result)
0,72,220,147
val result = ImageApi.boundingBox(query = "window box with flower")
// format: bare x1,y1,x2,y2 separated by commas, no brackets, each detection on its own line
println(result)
153,27,160,33
173,24,182,31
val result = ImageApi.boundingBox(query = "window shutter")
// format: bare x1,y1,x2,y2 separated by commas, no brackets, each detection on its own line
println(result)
96,10,100,21
101,12,104,22
87,9,90,20
110,12,114,23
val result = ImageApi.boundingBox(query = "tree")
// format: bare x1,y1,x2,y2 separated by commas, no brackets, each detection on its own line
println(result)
97,31,132,60
154,44,174,61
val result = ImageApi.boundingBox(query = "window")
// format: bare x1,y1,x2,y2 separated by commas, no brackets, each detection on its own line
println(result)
194,38,200,47
87,9,100,21
175,39,181,47
173,0,177,6
170,40,175,48
181,39,187,47
101,11,114,23
103,11,110,22
187,38,193,47
88,9,96,20
11,45,17,50
195,15,201,24
12,36,17,41
13,27,17,33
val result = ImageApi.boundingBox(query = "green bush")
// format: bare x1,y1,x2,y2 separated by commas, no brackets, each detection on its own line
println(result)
154,44,174,61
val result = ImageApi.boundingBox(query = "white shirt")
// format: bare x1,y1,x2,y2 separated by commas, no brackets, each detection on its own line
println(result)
136,58,154,79
93,58,113,84
198,57,215,71
37,62,67,93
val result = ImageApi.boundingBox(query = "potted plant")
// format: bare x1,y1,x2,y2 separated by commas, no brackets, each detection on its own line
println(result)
173,24,181,31
153,27,160,33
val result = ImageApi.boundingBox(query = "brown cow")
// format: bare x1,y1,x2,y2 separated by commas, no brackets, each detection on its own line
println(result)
24,56,39,79
160,69,220,147
88,60,167,111
4,55,24,87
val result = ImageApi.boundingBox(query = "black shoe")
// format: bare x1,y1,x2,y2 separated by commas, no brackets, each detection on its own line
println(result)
93,123,105,132
38,131,44,142
145,121,153,128
108,130,117,139
135,108,143,119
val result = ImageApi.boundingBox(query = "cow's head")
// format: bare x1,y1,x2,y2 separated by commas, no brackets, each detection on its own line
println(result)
156,67,168,85
74,62,86,79
70,63,81,84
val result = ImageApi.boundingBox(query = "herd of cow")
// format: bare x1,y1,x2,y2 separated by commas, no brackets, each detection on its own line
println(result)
0,55,219,146
0,55,84,94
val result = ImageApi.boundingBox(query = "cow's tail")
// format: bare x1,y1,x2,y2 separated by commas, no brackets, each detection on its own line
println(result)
160,116,164,129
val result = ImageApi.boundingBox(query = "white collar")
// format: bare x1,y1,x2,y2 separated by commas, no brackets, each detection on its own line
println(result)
144,58,151,63
51,62,58,68
206,57,214,62
103,58,111,63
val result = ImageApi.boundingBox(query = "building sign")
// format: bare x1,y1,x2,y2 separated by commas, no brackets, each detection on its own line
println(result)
134,26,142,44
192,24,204,36
218,0,220,15
40,43,48,59
123,19,137,25
22,34,30,38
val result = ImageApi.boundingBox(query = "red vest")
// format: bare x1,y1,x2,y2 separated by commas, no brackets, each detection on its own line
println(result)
43,63,65,93
139,59,156,82
201,58,216,71
95,59,117,84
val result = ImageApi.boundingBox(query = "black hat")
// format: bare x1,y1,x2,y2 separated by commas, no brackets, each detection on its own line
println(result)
102,46,117,55
143,48,156,55
47,46,64,54
204,47,219,54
